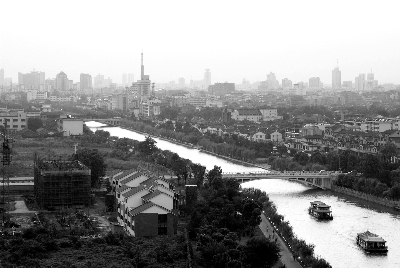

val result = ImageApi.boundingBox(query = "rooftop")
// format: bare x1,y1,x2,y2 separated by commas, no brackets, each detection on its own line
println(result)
36,160,89,172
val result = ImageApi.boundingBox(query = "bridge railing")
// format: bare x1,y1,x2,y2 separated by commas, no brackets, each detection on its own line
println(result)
222,170,342,176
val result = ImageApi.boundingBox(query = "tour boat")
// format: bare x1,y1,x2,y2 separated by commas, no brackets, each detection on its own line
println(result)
356,231,388,254
308,201,333,220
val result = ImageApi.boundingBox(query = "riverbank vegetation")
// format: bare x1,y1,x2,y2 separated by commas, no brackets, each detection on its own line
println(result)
120,119,274,162
268,145,400,200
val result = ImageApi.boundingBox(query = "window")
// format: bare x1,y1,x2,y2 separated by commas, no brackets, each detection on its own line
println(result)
158,214,168,235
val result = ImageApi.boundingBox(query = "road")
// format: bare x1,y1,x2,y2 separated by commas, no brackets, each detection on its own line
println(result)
259,214,302,268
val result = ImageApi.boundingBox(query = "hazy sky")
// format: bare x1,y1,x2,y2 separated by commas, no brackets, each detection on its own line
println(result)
1,0,399,85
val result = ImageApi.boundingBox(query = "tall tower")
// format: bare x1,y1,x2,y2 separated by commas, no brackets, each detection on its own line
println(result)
204,69,211,89
141,52,144,80
332,61,341,89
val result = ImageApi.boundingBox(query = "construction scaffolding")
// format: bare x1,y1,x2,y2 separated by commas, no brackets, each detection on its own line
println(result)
34,155,91,210
1,122,13,226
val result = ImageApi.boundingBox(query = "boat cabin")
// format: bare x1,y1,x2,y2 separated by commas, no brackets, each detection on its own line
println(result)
308,201,333,220
356,231,388,253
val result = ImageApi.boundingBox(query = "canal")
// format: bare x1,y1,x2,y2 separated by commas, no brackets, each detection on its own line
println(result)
87,122,400,268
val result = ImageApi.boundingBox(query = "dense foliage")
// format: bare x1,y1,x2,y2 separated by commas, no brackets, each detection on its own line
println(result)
0,230,187,268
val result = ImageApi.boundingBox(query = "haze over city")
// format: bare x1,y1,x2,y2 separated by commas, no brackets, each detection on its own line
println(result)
1,0,400,85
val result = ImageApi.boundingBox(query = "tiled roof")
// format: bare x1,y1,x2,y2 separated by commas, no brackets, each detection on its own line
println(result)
120,172,143,185
128,201,171,217
140,177,157,187
121,185,147,198
117,184,130,193
142,189,173,201
113,169,137,182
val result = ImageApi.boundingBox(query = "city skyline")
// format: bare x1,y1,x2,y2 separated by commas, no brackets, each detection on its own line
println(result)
1,0,399,85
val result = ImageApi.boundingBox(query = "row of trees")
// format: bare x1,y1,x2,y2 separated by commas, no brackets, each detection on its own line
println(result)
121,119,274,162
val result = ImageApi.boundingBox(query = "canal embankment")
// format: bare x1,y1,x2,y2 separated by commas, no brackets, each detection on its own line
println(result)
331,185,400,210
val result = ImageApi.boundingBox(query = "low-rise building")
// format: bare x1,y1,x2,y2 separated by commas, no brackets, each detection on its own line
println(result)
57,118,84,136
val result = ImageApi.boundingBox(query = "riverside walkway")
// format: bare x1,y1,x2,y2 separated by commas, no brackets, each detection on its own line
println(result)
259,214,302,268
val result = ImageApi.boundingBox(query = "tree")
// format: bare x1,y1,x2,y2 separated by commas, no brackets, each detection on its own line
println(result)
243,237,280,268
27,118,43,131
73,148,106,187
138,136,158,156
207,166,223,188
191,163,206,187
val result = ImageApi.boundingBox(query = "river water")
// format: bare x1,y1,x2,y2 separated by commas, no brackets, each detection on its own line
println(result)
87,121,400,268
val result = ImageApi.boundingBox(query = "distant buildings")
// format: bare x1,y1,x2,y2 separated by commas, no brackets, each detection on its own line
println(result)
332,67,341,89
342,81,353,89
267,72,279,90
56,71,69,91
178,77,185,88
230,108,281,123
355,73,378,91
282,78,293,89
18,71,45,91
309,77,322,89
80,73,92,91
208,82,235,96
355,74,365,91
0,68,4,86
203,69,211,89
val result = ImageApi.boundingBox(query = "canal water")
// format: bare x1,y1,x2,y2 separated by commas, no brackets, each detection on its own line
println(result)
87,122,400,268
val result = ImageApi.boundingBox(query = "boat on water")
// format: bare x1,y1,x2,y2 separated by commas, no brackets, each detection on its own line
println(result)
308,201,333,220
356,231,388,254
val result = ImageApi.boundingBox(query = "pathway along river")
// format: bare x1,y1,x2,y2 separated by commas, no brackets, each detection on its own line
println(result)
87,122,400,268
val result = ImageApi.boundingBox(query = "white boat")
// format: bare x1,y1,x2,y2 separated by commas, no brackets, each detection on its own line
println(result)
308,201,333,220
356,231,388,254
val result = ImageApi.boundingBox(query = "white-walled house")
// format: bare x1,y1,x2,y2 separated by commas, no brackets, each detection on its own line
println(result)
270,131,283,142
112,169,178,237
252,132,267,142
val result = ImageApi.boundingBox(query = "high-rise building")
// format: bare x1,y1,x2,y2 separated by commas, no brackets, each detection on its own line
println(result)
342,81,353,89
80,73,92,91
0,68,4,86
365,72,378,91
332,67,341,89
56,71,69,91
127,73,134,86
45,79,56,91
309,77,322,88
94,74,105,88
178,77,185,88
122,73,127,86
18,71,45,90
204,69,211,89
267,72,279,90
355,74,365,91
126,52,152,113
282,78,292,89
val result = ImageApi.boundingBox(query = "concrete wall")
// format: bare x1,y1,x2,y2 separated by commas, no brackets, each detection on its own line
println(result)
332,185,400,208
135,213,158,237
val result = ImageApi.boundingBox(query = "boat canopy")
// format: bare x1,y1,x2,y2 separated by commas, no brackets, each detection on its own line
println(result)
357,231,386,242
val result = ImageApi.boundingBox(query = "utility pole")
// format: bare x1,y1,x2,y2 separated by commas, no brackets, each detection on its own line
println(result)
1,121,12,228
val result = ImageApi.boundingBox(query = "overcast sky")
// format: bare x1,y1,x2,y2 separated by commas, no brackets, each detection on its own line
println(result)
1,0,399,85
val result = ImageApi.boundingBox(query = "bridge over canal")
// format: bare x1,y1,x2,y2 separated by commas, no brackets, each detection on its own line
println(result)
84,118,121,126
222,170,342,189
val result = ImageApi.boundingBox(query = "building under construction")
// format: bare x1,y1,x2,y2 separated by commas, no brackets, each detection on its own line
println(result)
34,156,91,210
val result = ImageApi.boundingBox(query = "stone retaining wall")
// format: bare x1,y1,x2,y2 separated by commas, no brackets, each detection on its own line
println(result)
332,185,400,208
